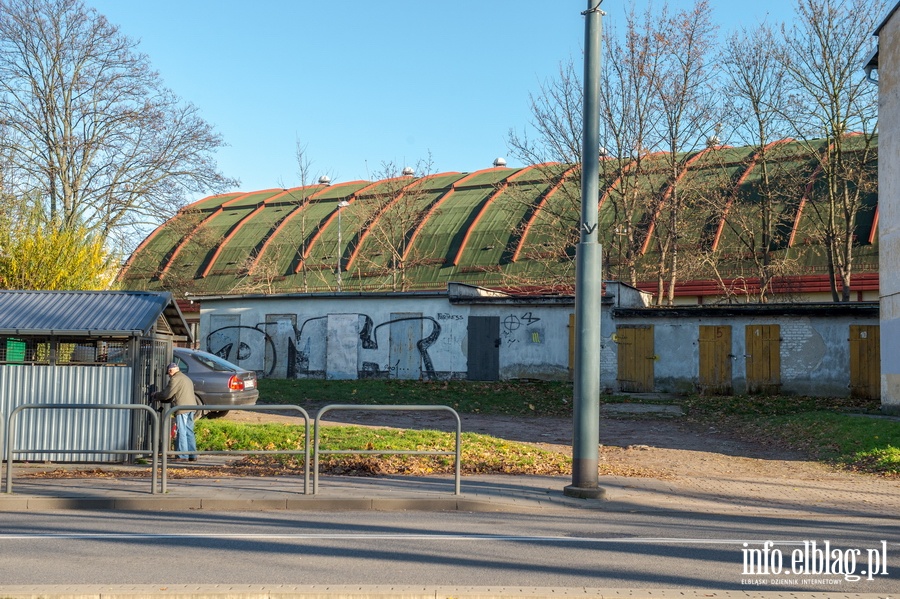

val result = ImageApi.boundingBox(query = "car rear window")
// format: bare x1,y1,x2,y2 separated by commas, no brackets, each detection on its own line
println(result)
191,353,239,372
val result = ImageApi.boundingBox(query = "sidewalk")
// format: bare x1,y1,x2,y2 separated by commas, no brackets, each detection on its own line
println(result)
2,458,898,516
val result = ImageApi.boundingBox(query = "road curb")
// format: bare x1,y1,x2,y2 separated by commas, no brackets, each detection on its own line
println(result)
0,495,571,513
0,584,888,599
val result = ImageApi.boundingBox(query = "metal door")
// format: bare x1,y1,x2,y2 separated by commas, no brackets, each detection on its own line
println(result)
390,313,422,380
616,325,654,392
467,316,500,381
698,325,732,394
849,325,880,399
745,324,781,394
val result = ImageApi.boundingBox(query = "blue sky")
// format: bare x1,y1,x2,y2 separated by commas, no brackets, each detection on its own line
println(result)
87,0,803,194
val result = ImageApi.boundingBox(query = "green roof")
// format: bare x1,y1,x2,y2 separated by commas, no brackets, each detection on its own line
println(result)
119,138,879,296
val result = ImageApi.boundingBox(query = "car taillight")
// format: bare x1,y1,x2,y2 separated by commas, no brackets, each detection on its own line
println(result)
228,375,245,391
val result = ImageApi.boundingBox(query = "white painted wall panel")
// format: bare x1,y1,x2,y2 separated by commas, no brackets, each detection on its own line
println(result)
326,314,361,380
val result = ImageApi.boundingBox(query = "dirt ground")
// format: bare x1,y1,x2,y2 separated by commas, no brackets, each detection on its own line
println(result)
219,401,832,481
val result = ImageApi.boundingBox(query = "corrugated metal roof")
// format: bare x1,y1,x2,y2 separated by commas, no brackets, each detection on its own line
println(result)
0,290,190,338
118,137,880,295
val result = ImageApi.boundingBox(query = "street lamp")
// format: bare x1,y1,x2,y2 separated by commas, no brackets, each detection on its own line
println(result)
565,0,605,500
336,200,350,291
863,48,877,85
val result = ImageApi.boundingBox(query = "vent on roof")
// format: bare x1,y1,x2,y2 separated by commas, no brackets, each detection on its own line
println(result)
402,166,414,176
318,175,331,186
493,157,507,167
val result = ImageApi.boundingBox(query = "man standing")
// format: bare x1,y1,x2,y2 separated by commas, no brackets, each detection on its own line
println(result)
155,362,199,461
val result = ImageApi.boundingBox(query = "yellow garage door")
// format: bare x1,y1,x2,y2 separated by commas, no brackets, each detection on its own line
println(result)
699,325,732,395
746,324,781,394
849,325,880,400
616,325,654,393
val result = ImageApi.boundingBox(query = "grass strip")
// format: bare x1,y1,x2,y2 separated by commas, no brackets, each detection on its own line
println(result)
195,419,572,476
753,412,900,476
681,394,899,476
260,378,577,416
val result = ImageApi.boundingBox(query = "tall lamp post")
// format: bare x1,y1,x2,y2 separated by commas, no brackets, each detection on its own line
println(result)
336,200,350,291
564,0,604,499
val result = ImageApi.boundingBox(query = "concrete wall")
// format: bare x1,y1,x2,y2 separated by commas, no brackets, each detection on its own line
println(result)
199,293,576,382
198,286,877,398
608,311,874,396
879,5,900,413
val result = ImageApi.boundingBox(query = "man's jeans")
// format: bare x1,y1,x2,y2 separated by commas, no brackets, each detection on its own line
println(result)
175,411,196,459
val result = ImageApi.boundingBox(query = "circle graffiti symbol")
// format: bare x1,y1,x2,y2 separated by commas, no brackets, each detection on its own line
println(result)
502,315,521,332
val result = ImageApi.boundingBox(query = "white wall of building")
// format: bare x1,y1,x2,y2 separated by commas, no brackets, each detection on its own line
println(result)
198,285,877,399
879,4,900,413
609,312,871,396
199,293,576,382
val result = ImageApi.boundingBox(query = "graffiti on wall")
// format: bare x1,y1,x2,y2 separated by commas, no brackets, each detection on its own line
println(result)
501,312,543,346
206,313,442,380
359,315,441,375
502,312,540,333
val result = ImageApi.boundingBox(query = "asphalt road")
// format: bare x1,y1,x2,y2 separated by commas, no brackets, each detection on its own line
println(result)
1,509,897,593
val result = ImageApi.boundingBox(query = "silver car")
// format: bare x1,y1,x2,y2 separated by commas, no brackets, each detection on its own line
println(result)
172,347,259,415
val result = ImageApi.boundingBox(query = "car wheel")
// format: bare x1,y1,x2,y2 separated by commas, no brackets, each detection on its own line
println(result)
195,394,229,418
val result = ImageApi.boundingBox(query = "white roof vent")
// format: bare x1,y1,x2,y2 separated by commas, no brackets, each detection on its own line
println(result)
318,175,331,185
493,157,507,167
402,166,415,176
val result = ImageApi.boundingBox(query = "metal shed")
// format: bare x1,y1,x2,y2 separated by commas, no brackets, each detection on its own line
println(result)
0,290,191,462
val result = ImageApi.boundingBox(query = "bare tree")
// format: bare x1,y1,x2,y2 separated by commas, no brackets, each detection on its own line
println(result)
508,0,881,304
507,1,721,305
348,157,435,292
598,6,664,287
714,23,799,301
503,11,666,293
505,61,583,292
508,60,583,167
0,0,235,250
779,0,883,301
691,145,809,303
230,139,335,294
644,0,719,305
494,162,580,293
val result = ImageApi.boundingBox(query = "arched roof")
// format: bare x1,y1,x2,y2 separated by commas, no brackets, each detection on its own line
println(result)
118,137,878,297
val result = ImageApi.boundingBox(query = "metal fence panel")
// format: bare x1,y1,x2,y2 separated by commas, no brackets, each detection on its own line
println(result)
0,365,133,461
313,404,461,495
160,404,311,495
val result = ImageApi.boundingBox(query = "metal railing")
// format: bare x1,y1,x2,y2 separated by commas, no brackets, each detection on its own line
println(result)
313,404,461,495
161,404,311,494
4,403,160,494
3,402,458,497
